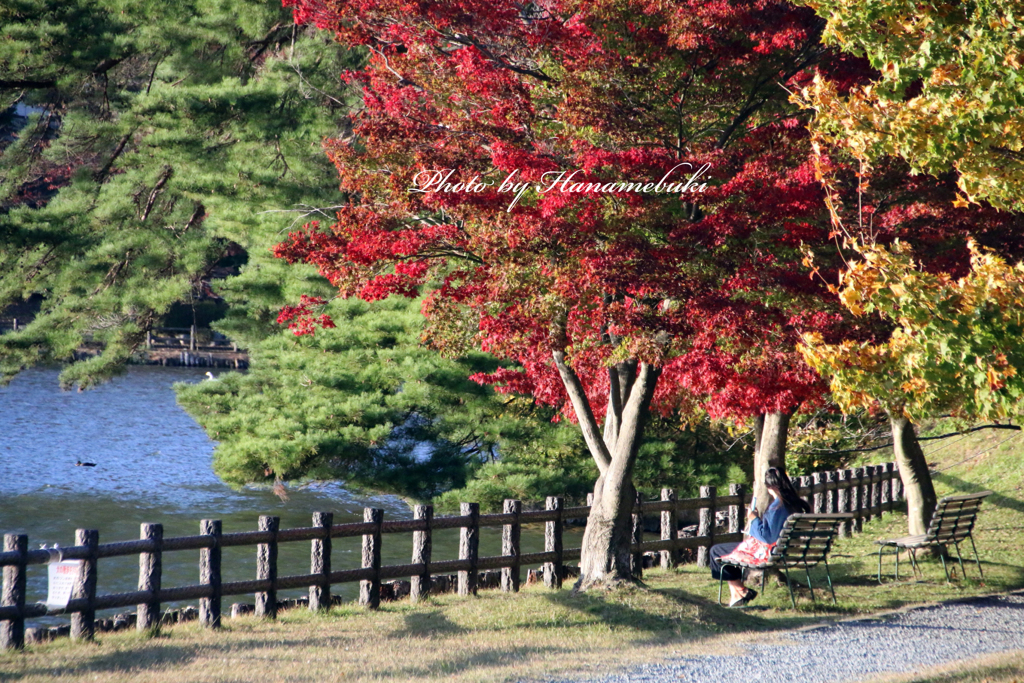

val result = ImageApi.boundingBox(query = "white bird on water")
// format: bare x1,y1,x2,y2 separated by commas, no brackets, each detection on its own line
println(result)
204,371,218,381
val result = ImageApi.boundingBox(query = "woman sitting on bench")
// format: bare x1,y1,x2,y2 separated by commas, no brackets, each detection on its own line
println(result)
710,467,810,607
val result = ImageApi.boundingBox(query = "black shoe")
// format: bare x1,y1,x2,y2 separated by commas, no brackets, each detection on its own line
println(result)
728,588,758,608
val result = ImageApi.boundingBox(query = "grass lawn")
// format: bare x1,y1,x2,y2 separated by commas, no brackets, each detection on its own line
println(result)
2,426,1022,683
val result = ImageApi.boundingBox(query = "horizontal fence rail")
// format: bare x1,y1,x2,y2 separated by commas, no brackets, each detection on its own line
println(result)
0,462,902,649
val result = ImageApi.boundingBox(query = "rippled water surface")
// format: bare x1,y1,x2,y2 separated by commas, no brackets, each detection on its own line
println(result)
0,367,570,625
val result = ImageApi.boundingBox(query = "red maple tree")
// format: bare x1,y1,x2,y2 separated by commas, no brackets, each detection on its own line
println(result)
275,0,869,587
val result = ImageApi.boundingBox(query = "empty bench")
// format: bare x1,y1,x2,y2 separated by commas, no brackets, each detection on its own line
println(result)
875,490,992,583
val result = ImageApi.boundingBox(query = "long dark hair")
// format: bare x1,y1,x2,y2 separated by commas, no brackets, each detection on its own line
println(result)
765,467,810,513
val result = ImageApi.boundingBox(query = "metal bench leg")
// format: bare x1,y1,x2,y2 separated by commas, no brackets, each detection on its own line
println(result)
783,565,797,609
877,544,885,583
804,563,816,603
953,542,967,581
824,557,837,606
718,571,725,606
895,547,900,581
939,548,950,584
908,547,920,579
969,535,983,579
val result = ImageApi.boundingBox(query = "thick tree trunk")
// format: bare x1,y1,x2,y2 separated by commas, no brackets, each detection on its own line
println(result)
890,414,937,536
553,350,659,591
752,411,790,514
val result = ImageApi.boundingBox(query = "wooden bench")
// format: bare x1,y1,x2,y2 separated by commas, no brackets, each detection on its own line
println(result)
717,513,853,609
875,490,991,583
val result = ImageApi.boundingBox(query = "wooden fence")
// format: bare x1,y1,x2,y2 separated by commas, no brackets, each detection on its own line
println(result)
0,462,902,650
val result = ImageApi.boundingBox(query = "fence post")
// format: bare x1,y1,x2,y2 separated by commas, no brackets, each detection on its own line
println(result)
360,508,383,609
811,472,825,513
544,496,563,589
199,519,221,628
838,470,852,537
256,515,279,618
728,484,744,537
631,491,644,578
872,465,884,517
501,499,522,592
852,467,865,532
309,512,332,612
70,529,98,641
697,486,716,568
825,470,838,514
411,505,432,602
800,475,813,499
137,523,162,631
1,534,27,650
190,324,197,351
866,465,878,522
458,503,479,596
881,463,894,514
660,488,679,569
891,461,904,502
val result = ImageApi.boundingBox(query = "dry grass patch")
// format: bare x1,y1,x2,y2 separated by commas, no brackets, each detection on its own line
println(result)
0,583,792,683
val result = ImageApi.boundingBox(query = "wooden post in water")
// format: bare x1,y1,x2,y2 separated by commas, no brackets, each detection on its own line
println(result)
838,469,852,537
137,523,162,631
411,505,432,602
360,508,383,609
812,472,826,513
70,529,98,641
631,491,644,578
256,516,279,618
660,488,679,569
200,519,221,628
309,512,332,612
501,499,521,593
544,496,563,589
458,503,479,596
1,534,27,650
697,486,716,568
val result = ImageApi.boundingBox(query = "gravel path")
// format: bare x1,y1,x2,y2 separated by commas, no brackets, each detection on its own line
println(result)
545,591,1024,683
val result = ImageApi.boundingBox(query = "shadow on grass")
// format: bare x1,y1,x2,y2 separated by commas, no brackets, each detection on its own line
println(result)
933,473,1024,515
1,640,197,681
538,583,816,640
391,644,560,679
388,609,468,639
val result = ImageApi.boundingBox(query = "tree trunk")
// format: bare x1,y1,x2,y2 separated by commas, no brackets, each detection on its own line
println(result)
752,411,791,514
553,350,660,591
890,414,937,536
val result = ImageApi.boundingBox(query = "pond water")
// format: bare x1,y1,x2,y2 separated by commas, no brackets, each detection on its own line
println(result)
0,366,577,627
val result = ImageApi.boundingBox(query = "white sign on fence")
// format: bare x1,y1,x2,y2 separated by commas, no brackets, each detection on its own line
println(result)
46,560,83,609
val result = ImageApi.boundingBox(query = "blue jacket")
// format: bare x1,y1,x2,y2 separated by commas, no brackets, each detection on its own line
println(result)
749,498,792,544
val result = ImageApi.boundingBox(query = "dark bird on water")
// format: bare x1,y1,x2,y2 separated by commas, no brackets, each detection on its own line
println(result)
75,461,97,467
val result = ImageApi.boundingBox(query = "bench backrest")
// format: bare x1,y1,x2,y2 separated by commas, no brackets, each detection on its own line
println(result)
924,491,992,545
772,513,853,568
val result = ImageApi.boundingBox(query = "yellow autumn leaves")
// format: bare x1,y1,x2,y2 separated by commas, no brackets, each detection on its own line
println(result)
801,241,1024,421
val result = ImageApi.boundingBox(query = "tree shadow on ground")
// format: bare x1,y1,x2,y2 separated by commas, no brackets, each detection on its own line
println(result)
541,584,813,640
1,641,197,681
387,609,468,639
